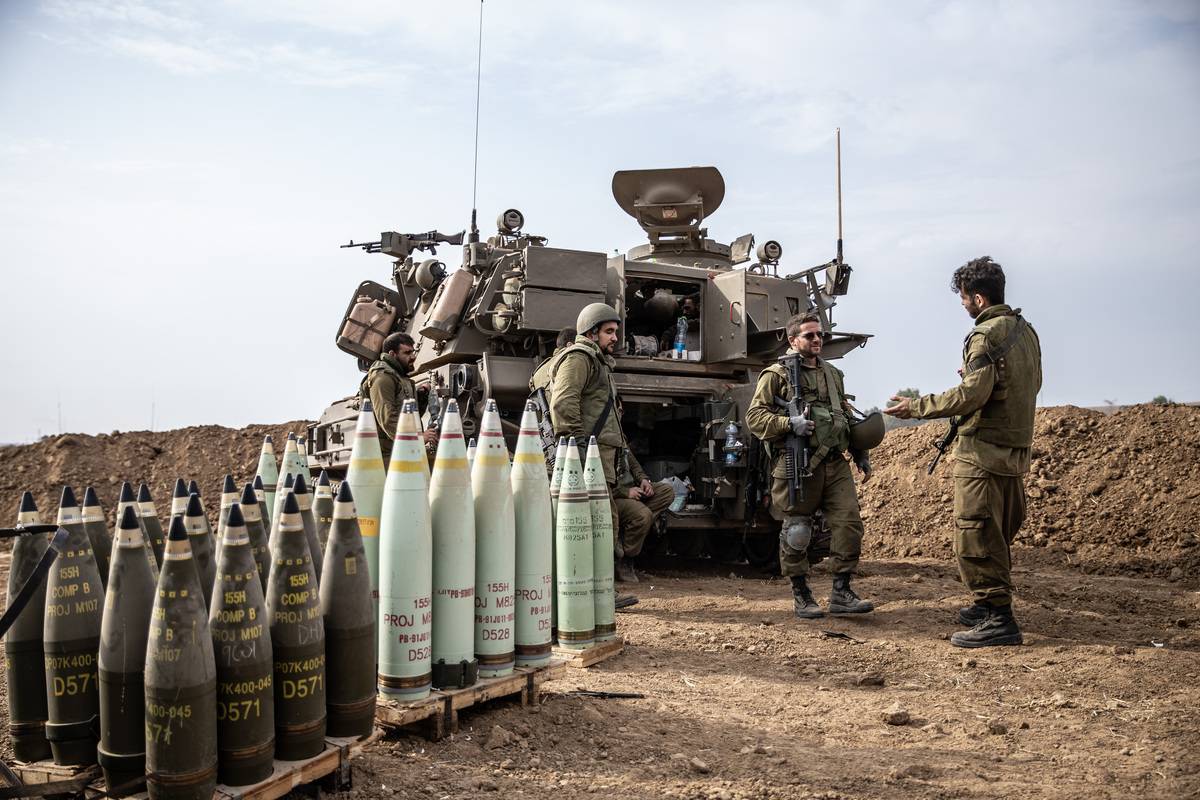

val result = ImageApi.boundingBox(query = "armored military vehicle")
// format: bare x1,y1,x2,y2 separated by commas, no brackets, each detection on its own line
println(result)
309,166,869,564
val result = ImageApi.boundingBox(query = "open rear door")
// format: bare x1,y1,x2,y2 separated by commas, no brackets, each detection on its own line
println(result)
704,270,747,361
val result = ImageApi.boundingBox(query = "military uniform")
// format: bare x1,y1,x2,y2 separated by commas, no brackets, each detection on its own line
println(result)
745,354,864,578
612,450,674,559
911,304,1041,609
359,354,418,465
547,336,625,484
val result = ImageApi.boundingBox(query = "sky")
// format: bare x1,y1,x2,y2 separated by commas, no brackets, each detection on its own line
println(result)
1,0,1198,443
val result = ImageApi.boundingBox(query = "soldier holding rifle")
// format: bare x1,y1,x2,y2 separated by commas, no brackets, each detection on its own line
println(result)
746,312,877,619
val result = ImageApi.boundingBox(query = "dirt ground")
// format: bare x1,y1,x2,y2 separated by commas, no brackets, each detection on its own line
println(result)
331,557,1199,800
2,405,1199,798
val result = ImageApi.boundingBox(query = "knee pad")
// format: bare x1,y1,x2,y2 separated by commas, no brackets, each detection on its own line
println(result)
781,515,813,550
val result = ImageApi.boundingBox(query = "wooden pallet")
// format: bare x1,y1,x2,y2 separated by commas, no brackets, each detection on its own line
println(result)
7,731,379,799
551,636,625,668
376,659,566,740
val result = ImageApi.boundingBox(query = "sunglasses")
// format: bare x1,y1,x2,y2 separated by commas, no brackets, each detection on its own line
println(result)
798,332,823,341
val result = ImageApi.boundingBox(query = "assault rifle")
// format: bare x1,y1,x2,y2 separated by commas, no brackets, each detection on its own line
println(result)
927,418,959,474
529,388,558,467
772,352,812,506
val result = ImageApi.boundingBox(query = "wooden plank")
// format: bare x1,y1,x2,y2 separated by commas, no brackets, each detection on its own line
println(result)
551,637,624,668
10,760,94,786
374,691,446,740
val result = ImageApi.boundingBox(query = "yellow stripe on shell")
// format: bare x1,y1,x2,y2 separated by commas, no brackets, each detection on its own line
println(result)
433,457,469,470
513,453,544,464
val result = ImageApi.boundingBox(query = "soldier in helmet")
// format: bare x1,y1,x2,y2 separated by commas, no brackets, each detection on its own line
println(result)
746,312,875,619
360,332,435,465
548,303,669,583
885,256,1041,648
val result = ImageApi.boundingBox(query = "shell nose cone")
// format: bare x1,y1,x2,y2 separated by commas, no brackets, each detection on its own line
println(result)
168,514,187,541
222,474,237,493
119,504,140,530
293,473,308,494
316,470,330,486
59,485,78,508
241,483,257,505
173,478,188,498
187,480,201,497
137,483,153,502
336,481,354,502
282,492,300,514
253,475,265,490
82,486,101,507
186,492,204,517
19,491,37,513
226,503,245,528
119,481,136,503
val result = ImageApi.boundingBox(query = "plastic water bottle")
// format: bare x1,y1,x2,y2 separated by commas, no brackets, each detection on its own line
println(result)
674,317,687,359
723,422,740,465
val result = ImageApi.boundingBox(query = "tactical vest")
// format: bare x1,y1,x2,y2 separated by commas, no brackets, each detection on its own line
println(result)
764,358,850,465
359,357,415,403
547,341,624,448
958,307,1041,449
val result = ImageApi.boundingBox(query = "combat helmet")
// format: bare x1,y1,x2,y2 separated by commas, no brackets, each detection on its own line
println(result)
576,303,620,335
848,411,886,451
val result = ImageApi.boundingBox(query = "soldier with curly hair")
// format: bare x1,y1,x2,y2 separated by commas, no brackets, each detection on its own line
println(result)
886,257,1042,648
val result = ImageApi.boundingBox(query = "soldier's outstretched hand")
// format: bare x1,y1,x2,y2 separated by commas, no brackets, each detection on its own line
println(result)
884,395,913,419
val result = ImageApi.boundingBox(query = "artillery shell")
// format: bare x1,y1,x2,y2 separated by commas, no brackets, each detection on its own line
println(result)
313,470,333,552
554,440,594,650
584,437,616,641
184,493,217,611
292,474,323,585
240,483,271,592
511,404,553,668
255,435,279,524
6,492,51,762
472,399,515,678
81,487,113,591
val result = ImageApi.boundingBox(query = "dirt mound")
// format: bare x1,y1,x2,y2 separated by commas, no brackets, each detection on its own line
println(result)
0,421,311,528
860,403,1200,579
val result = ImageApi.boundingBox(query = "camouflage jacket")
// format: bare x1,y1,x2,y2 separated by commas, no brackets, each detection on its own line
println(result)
359,355,417,451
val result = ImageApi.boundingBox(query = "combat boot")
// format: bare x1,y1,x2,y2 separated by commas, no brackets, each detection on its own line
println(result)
791,576,824,619
615,558,639,583
950,605,1023,648
828,573,874,615
957,601,991,627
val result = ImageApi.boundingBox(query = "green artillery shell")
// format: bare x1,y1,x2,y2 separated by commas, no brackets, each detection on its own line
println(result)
378,401,433,699
82,487,113,591
214,474,238,568
184,493,217,611
98,505,156,796
240,484,271,593
297,435,310,472
44,486,103,765
293,474,323,585
548,438,567,639
511,404,554,668
429,400,479,689
584,437,616,641
138,483,166,570
319,482,376,737
145,515,218,800
275,434,306,502
253,475,272,538
554,441,594,650
169,478,188,521
345,400,386,658
6,492,51,762
256,435,279,525
210,503,275,787
472,400,515,678
313,471,333,551
270,474,295,546
265,493,326,761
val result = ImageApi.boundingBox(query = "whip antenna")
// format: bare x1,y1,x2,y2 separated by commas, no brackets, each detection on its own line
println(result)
835,127,843,265
469,0,484,244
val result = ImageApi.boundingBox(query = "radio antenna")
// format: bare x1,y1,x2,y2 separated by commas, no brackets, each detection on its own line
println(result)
835,128,844,266
469,0,484,244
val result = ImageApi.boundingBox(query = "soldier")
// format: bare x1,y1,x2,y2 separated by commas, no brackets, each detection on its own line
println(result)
746,312,874,619
885,256,1041,648
360,332,434,465
612,447,673,582
547,304,655,582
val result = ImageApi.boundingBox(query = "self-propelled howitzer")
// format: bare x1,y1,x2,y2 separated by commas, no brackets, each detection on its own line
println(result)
309,165,870,565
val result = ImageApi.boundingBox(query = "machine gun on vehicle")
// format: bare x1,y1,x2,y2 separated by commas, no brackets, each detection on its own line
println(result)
773,352,812,507
341,230,465,259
